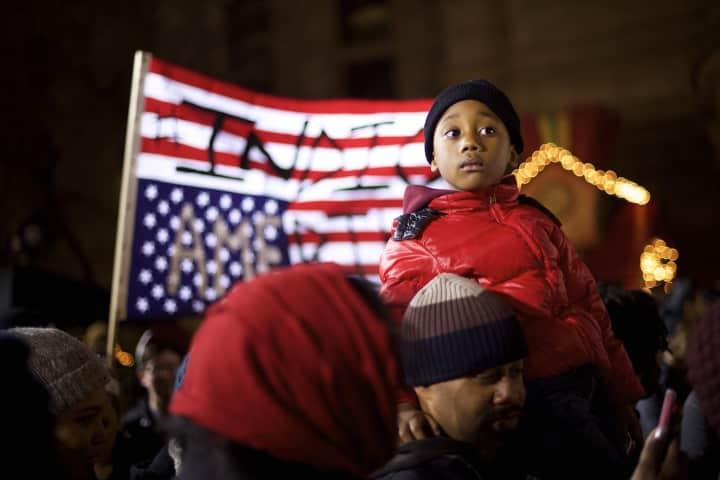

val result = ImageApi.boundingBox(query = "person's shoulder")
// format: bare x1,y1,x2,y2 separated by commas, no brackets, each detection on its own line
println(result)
373,460,478,480
391,207,445,242
516,195,561,227
121,401,154,431
373,469,426,480
372,438,486,480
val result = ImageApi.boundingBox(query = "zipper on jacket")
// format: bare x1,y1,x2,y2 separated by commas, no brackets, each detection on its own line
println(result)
489,191,503,223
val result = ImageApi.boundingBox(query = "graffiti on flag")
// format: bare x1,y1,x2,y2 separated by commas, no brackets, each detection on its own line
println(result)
121,54,442,320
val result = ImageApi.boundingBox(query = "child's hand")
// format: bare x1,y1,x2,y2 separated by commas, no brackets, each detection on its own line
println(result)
397,402,442,445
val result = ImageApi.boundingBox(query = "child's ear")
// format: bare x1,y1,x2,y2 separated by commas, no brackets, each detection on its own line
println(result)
430,155,439,172
507,148,520,171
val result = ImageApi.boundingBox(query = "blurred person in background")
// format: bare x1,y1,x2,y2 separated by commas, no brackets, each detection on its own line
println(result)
683,300,720,479
599,283,669,441
0,331,57,478
9,327,114,480
84,321,110,358
114,329,184,478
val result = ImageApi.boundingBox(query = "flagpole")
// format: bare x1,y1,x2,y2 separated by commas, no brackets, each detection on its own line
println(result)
107,51,151,364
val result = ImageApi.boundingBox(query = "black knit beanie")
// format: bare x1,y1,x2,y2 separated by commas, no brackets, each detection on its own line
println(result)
423,80,524,164
401,274,527,387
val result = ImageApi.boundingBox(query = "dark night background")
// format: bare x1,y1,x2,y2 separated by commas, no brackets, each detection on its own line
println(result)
3,0,720,329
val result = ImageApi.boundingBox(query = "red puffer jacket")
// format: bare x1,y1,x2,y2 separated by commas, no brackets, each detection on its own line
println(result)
379,176,644,406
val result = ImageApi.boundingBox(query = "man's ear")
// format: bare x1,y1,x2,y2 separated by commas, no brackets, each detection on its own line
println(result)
414,385,431,407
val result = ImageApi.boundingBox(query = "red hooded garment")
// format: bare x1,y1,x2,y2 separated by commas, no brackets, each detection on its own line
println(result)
379,176,644,406
171,262,399,478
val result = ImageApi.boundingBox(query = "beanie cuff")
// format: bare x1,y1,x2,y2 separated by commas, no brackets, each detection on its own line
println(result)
401,318,528,387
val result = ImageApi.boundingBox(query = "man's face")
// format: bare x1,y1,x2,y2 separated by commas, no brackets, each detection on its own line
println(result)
416,360,526,446
141,349,182,402
54,387,116,462
431,100,519,192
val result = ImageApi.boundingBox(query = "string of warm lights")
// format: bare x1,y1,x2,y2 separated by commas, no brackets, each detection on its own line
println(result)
640,237,678,291
513,143,651,206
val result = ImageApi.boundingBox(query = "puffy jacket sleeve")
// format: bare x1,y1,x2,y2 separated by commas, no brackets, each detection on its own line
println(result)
379,234,440,325
551,224,645,406
379,230,440,405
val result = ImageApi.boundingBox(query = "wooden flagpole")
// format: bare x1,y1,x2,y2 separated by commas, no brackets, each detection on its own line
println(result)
106,51,152,364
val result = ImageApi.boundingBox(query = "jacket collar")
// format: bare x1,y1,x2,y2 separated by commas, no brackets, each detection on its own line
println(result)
402,175,519,214
370,437,484,478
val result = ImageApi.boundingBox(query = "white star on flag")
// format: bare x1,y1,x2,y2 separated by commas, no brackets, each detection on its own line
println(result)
155,256,168,272
265,225,278,241
170,188,183,204
265,200,278,215
205,233,217,248
229,209,242,224
219,194,232,210
229,262,242,277
241,197,255,212
142,241,155,257
144,213,157,229
157,200,170,216
145,184,158,200
206,260,218,275
151,284,165,299
136,297,149,313
164,299,177,314
139,269,153,284
205,206,219,222
179,286,192,301
181,258,194,273
156,228,169,244
196,192,210,207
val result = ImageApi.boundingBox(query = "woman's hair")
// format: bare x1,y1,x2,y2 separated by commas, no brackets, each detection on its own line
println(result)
599,283,668,372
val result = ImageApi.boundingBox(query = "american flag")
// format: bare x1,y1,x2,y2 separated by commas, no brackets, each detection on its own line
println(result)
119,54,446,320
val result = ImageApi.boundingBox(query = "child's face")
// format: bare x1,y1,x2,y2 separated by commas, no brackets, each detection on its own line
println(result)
431,100,519,192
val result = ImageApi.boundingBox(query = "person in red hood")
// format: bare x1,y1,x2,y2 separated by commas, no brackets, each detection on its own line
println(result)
379,80,644,479
169,262,399,480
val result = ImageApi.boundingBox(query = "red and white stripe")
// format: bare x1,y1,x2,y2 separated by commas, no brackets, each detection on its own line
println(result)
138,57,441,281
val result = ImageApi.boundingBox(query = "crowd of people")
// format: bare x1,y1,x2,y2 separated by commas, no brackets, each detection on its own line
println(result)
3,80,719,480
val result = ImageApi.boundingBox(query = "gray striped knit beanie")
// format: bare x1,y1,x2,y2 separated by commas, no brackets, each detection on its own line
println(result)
9,327,110,414
401,274,527,386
